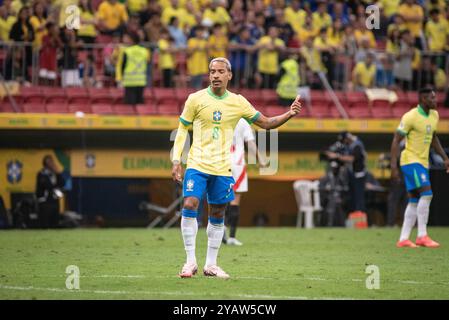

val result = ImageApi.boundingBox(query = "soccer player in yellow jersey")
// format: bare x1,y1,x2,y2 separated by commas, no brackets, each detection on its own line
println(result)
171,57,302,278
391,88,449,248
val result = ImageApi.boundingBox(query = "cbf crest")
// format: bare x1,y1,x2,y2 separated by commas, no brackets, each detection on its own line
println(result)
213,110,222,122
186,179,194,192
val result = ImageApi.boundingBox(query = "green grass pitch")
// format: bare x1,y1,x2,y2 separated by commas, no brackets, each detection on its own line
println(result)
0,227,448,300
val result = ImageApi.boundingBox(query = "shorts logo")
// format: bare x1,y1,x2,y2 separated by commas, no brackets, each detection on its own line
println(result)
213,110,222,122
186,179,194,192
426,125,431,134
226,183,234,198
421,173,427,182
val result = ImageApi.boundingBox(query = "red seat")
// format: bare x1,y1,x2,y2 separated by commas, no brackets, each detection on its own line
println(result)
68,104,92,114
329,107,342,118
310,90,328,104
67,87,90,104
438,108,449,119
109,87,124,104
393,101,412,109
261,89,279,105
175,88,196,103
436,92,446,105
89,88,115,104
347,91,368,106
372,107,393,118
310,104,331,118
372,99,391,108
406,92,419,105
135,104,158,115
157,103,180,115
238,89,265,106
153,88,179,106
392,107,410,118
91,103,114,114
23,103,46,113
46,103,69,113
113,104,136,115
0,101,18,112
348,107,371,119
395,91,409,103
264,105,287,117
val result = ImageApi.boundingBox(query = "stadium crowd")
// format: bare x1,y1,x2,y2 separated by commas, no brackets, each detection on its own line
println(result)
0,0,449,92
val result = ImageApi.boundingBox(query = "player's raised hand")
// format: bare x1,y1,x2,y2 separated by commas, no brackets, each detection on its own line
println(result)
172,161,183,183
289,95,302,116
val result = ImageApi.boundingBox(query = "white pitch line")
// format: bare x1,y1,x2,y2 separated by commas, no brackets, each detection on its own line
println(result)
0,284,353,300
4,274,449,286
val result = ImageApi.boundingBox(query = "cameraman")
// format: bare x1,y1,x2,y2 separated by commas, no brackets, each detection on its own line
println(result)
36,155,65,228
325,131,367,212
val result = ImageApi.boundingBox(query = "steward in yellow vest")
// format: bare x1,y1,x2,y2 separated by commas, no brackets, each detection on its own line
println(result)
276,55,300,106
117,32,150,105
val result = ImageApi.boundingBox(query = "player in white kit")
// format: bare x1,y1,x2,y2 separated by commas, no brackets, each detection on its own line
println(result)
223,118,267,246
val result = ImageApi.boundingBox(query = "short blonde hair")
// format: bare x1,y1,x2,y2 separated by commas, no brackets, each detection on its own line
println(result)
209,57,232,72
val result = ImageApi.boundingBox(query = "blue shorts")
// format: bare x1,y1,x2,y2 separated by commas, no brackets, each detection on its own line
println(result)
400,163,431,192
183,168,235,204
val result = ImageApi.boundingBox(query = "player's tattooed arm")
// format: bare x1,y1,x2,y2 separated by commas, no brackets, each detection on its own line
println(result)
254,95,302,130
431,133,449,173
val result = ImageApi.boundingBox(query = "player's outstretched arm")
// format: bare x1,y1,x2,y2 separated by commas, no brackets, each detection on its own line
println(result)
253,95,302,130
390,131,405,181
431,133,449,173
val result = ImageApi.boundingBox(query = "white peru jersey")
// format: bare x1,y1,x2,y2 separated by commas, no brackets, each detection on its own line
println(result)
231,119,255,166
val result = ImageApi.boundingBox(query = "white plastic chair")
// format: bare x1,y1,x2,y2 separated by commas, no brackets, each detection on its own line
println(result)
293,180,322,228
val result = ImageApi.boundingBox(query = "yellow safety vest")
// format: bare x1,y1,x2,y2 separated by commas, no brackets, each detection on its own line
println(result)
276,59,300,99
123,45,149,87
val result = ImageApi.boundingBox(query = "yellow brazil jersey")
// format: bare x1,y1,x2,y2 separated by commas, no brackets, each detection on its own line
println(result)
257,36,285,75
425,19,449,52
96,0,128,30
187,37,208,76
379,0,400,18
208,34,228,58
78,9,97,38
284,7,306,34
177,87,260,176
312,12,332,31
352,62,376,88
398,4,424,37
29,16,47,48
297,27,318,44
0,16,17,42
202,7,230,25
158,39,175,69
397,105,439,168
128,0,148,14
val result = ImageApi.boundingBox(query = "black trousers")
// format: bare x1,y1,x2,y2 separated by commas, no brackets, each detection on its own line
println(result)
39,202,60,228
124,86,144,105
350,174,366,212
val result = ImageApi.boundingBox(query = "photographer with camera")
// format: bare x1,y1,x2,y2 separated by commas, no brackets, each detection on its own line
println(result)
36,155,65,228
325,131,367,213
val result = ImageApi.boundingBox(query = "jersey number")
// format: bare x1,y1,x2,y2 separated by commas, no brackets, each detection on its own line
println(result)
212,126,220,140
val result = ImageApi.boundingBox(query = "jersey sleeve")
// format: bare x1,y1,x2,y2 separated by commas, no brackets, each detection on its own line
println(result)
179,94,196,126
397,112,413,136
238,95,261,124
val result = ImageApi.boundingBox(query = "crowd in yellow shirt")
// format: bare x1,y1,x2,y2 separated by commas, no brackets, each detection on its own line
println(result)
1,0,449,91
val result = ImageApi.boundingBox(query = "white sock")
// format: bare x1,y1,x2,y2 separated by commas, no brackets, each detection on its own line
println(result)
205,222,224,267
417,196,432,238
181,216,198,264
399,202,418,241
